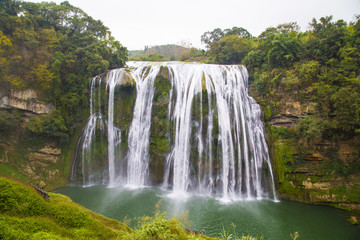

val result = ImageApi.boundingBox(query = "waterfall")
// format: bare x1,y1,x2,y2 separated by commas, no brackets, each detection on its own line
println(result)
73,62,277,201
106,69,124,186
126,64,160,187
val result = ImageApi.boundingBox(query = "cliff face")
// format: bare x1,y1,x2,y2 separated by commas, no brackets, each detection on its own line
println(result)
1,69,359,216
0,89,70,190
0,89,55,115
254,89,360,214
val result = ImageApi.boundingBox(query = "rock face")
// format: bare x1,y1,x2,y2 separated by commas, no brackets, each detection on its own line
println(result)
0,88,65,189
0,89,54,114
259,90,360,214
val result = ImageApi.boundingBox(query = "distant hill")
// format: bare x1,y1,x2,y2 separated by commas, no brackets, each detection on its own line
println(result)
129,44,189,61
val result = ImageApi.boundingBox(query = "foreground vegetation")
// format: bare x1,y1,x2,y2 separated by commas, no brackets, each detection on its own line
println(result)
0,176,271,240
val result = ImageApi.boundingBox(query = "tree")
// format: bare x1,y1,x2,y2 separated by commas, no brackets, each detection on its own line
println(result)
224,26,252,38
266,32,300,68
201,28,224,47
0,0,21,16
331,85,360,135
307,16,347,62
209,35,253,64
0,0,128,141
201,27,252,48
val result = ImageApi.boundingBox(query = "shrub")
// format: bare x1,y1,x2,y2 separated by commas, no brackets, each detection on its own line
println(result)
295,116,326,142
26,110,69,142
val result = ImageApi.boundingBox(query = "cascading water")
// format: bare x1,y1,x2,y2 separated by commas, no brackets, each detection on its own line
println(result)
126,64,160,187
72,62,277,201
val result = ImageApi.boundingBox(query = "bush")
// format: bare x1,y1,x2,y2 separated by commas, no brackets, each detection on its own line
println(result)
52,204,90,228
122,212,189,240
26,110,69,142
331,85,360,135
0,110,22,131
295,116,327,142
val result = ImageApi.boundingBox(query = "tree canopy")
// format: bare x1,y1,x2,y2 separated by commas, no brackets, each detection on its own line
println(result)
0,0,128,141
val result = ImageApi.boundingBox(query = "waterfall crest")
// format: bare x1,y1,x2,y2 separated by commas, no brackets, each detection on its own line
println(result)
72,62,277,201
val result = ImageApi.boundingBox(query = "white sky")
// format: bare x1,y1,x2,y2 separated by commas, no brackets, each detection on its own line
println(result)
28,0,359,50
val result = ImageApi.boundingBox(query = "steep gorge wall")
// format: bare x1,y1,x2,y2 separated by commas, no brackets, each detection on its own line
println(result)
252,88,360,214
0,88,76,190
2,66,359,216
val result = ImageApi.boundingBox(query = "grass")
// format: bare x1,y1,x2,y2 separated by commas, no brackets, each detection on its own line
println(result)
0,176,224,240
0,176,268,240
0,164,28,182
219,224,265,240
0,176,131,239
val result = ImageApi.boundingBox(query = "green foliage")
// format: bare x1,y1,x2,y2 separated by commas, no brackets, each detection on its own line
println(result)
201,16,360,138
0,164,27,182
0,110,22,131
330,185,360,203
129,44,189,61
209,35,253,64
266,32,300,68
219,224,264,240
270,126,295,140
201,27,252,47
50,195,91,228
124,213,188,240
295,60,320,87
0,0,128,143
1,172,223,240
180,47,206,62
307,16,347,63
327,158,360,176
0,177,47,215
272,138,297,183
26,110,68,142
219,226,233,239
331,85,360,135
295,116,327,142
0,176,132,239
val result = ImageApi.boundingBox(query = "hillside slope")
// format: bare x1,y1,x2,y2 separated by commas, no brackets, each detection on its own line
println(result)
0,176,220,240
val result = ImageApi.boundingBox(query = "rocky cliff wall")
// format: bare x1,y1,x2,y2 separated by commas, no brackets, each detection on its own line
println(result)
253,89,360,218
0,89,68,190
0,89,55,115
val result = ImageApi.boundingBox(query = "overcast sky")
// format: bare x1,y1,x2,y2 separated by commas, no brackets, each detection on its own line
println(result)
28,0,359,50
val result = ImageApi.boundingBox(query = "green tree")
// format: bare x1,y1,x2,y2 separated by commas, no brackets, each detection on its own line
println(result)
27,110,69,142
201,27,252,48
306,16,347,63
295,116,327,142
209,35,253,64
201,28,224,47
266,31,300,68
0,0,128,142
331,85,360,135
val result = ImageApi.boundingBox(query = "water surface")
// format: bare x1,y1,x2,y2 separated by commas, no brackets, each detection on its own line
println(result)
55,185,360,240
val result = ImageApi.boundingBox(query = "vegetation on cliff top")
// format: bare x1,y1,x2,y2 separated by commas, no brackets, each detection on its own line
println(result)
0,0,128,142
